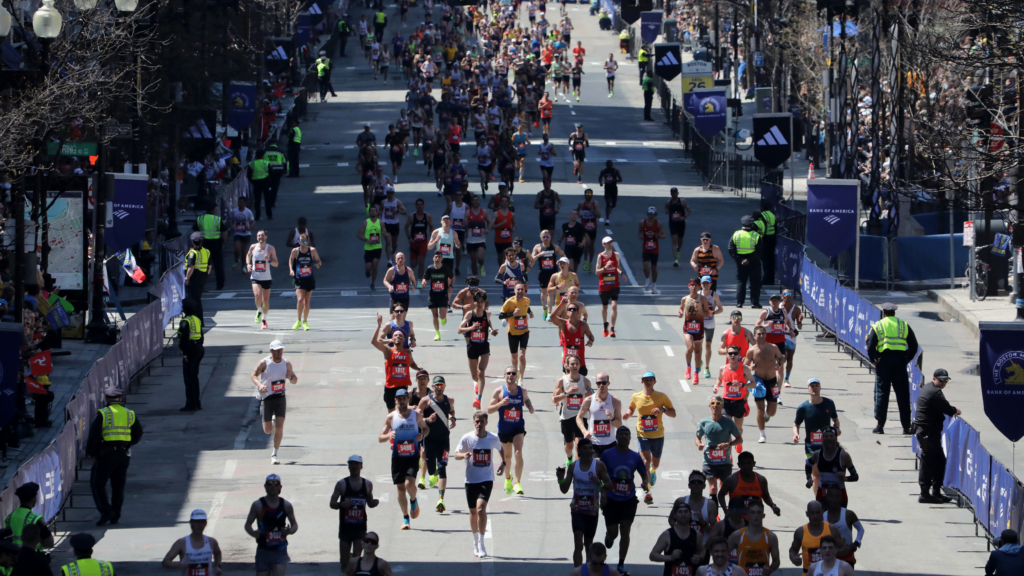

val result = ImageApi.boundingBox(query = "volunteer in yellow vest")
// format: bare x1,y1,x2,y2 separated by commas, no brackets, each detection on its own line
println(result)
788,501,848,576
61,533,114,576
4,483,54,549
246,149,273,220
637,44,650,86
264,143,289,211
184,232,211,325
337,14,352,57
728,215,762,309
757,199,778,286
178,298,205,412
87,385,143,526
373,9,388,42
314,50,337,102
866,302,918,435
358,205,388,291
287,119,301,177
192,202,226,290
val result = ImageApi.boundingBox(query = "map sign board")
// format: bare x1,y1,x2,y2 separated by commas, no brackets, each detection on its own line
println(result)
30,192,85,290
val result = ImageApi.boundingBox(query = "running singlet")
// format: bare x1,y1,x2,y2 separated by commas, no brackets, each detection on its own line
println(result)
514,133,529,154
251,244,272,281
383,198,400,225
183,536,214,576
597,252,620,291
601,447,644,501
294,250,314,279
571,459,600,516
436,229,455,259
256,497,289,550
538,246,556,270
410,214,430,245
580,205,597,232
467,208,487,244
736,527,772,576
449,203,467,231
764,308,787,344
561,320,586,365
259,357,288,399
668,200,686,223
588,394,616,446
501,262,524,299
730,473,764,511
662,527,698,576
682,495,711,538
696,246,719,278
385,347,411,388
493,210,514,242
815,448,847,490
721,364,748,402
641,220,660,253
391,408,420,457
539,192,556,217
570,133,586,152
724,329,751,358
390,268,411,300
340,478,369,528
559,374,588,420
801,523,832,574
467,310,491,345
497,385,525,433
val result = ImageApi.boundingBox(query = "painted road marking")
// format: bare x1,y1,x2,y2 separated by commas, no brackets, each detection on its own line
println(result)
679,378,692,393
612,242,640,287
664,346,674,357
652,322,661,331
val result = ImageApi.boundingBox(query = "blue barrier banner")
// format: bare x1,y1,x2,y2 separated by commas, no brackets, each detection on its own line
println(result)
694,93,727,138
893,234,969,281
834,286,854,344
965,426,991,529
853,296,880,359
776,237,804,289
854,235,886,282
979,324,1024,442
801,257,838,332
807,180,859,257
943,418,965,493
990,460,1016,534
909,351,924,454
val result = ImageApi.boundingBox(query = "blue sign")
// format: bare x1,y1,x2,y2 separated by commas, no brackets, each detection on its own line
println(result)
776,236,804,289
640,11,663,44
801,257,838,332
294,13,312,47
990,460,1017,534
227,83,257,132
723,19,731,33
979,324,1024,442
106,175,149,255
46,305,70,329
754,51,763,67
0,325,19,429
693,93,727,137
807,180,859,258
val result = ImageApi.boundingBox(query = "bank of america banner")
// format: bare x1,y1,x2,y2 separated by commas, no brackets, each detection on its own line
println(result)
979,322,1024,442
806,179,859,257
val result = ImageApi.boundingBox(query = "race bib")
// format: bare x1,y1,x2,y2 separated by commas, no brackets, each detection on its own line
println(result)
453,218,464,228
345,498,366,523
543,205,554,215
644,240,656,250
771,384,781,396
369,233,380,244
235,222,247,232
472,448,492,467
746,564,767,576
574,142,584,150
542,258,555,268
395,283,408,294
566,236,576,245
299,266,312,277
602,273,616,285
565,347,579,357
594,421,611,437
613,480,631,496
504,407,521,421
771,322,786,334
499,229,512,239
431,281,446,292
640,415,658,432
265,530,284,544
392,364,408,379
574,495,596,514
514,317,527,330
471,330,486,343
385,208,396,219
517,141,526,150
708,448,728,463
584,220,596,231
605,175,616,184
255,261,267,272
685,320,701,334
566,395,583,408
414,232,426,242
540,152,551,160
271,379,286,393
471,227,483,236
671,212,683,221
700,266,712,275
397,440,416,456
810,431,824,444
726,384,742,397
809,548,822,564
671,565,692,576
440,244,452,255
188,565,209,576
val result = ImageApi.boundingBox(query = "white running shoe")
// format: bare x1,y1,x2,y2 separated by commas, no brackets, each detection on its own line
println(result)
473,535,481,557
271,454,280,464
478,539,488,557
758,432,767,443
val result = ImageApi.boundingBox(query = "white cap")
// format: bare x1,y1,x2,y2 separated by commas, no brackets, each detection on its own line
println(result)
190,509,208,521
602,236,614,244
269,340,285,350
348,455,364,463
364,122,371,128
647,206,657,215
557,256,570,264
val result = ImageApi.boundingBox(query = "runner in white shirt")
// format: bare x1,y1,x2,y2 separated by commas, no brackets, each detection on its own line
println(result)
160,509,224,575
453,411,506,558
604,55,619,97
246,230,279,330
231,197,255,271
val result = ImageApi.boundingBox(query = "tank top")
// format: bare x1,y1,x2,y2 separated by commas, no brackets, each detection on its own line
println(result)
385,347,411,388
449,203,467,231
493,210,514,242
668,199,687,223
559,374,589,420
539,191,556,217
390,267,411,300
354,557,383,576
832,508,854,562
812,562,840,576
597,252,620,291
340,478,369,528
514,132,529,154
571,459,600,515
410,214,430,244
436,228,455,259
251,244,272,281
730,473,764,511
801,523,832,573
497,384,525,433
580,202,597,232
576,380,610,439
183,535,213,576
423,393,452,439
816,447,846,490
391,408,420,457
736,527,772,576
641,219,659,254
663,526,698,576
501,261,524,299
561,320,586,366
582,563,610,576
721,363,748,401
467,208,487,243
783,304,798,343
467,310,491,345
538,245,557,270
724,328,751,359
388,319,411,346
364,219,383,250
764,307,787,344
294,249,314,279
703,291,717,328
256,497,289,550
259,356,288,399
538,142,555,166
383,198,400,224
682,495,711,540
696,246,719,278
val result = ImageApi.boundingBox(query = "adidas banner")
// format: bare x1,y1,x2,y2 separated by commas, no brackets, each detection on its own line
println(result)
640,12,663,44
654,43,682,81
752,113,792,169
807,179,860,258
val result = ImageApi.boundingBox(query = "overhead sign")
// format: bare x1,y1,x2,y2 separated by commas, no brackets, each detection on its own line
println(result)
693,92,727,137
640,11,663,44
653,43,682,81
681,60,713,95
807,179,860,257
752,113,792,169
46,142,97,156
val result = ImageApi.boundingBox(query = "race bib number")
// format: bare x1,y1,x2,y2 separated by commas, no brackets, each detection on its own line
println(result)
504,407,521,421
392,364,408,379
514,317,527,330
708,448,728,463
726,384,742,397
771,384,781,396
584,220,596,231
369,233,380,244
613,480,631,496
700,266,712,275
574,495,596,514
299,266,312,277
671,565,693,576
499,229,512,239
471,330,486,343
644,240,656,250
594,421,611,437
395,283,408,294
671,212,683,221
540,152,551,160
605,175,616,184
472,448,492,467
414,232,426,241
517,141,526,150
255,261,267,272
471,227,483,236
453,218,464,228
640,415,658,432
566,236,576,245
543,205,554,215
188,565,209,576
746,564,767,576
810,431,824,444
565,347,579,357
440,244,452,255
432,281,446,292
345,498,366,523
271,379,286,393
574,142,584,150
385,208,396,219
566,395,583,408
809,548,822,564
265,530,284,545
397,440,416,456
602,273,616,285
542,258,555,269
685,320,701,334
235,222,247,232
504,277,517,289
771,322,786,334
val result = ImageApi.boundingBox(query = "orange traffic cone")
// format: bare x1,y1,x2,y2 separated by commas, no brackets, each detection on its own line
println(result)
808,161,816,179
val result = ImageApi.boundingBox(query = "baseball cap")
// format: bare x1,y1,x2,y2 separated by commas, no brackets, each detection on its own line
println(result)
641,371,656,379
729,310,742,317
269,340,285,350
558,256,570,264
807,378,822,386
770,294,782,301
265,473,281,483
190,509,208,521
190,231,204,242
395,388,410,397
348,455,364,463
0,299,8,307
647,206,657,215
700,232,712,239
934,368,951,380
602,236,614,244
416,368,429,377
432,375,447,385
670,187,679,193
364,122,371,128
701,276,712,283
103,385,123,397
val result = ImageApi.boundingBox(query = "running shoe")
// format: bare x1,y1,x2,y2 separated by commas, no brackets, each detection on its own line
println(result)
232,263,238,271
504,477,514,495
433,331,441,341
292,320,302,330
414,148,420,157
302,321,310,331
261,320,268,330
436,498,445,513
644,492,653,505
784,381,792,387
685,366,692,379
478,539,488,557
543,309,549,321
603,328,609,338
418,477,426,489
610,327,616,338
472,398,481,409
410,498,420,519
566,456,573,467
758,433,766,444
480,265,486,276
429,474,439,488
649,468,657,487
702,367,711,379
693,371,699,386
513,482,524,495
474,383,479,395
519,178,525,183
673,260,679,267
608,92,612,98
401,518,411,530
255,310,263,323
271,455,279,465
576,96,580,102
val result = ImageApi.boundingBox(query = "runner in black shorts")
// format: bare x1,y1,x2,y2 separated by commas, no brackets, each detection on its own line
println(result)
379,388,429,529
597,161,622,223
569,125,589,184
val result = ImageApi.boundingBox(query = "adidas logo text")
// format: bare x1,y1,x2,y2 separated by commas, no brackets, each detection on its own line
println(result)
756,125,789,146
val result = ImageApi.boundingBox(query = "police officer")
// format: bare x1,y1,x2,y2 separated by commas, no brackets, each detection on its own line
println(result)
337,14,352,57
728,215,762,309
184,232,211,325
286,119,301,178
866,302,919,435
756,200,777,286
264,143,289,211
247,150,272,220
315,50,336,102
60,534,113,576
192,202,226,290
11,524,51,576
373,8,387,43
178,298,205,412
87,385,143,526
4,483,54,549
637,44,650,86
913,368,959,504
642,72,655,121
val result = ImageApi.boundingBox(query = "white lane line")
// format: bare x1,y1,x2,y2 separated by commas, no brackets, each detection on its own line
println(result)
279,291,295,298
611,241,640,287
214,292,237,299
299,164,310,168
679,378,692,393
664,345,674,357
337,162,349,167
206,491,227,536
221,459,237,479
616,159,629,163
652,321,661,331
606,141,617,145
571,111,576,115
658,159,669,163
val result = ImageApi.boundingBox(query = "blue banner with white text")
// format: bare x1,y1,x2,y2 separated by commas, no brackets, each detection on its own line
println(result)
807,180,859,257
979,326,1024,442
106,175,148,255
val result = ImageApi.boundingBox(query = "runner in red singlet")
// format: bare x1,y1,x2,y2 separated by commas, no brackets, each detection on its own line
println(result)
596,237,623,338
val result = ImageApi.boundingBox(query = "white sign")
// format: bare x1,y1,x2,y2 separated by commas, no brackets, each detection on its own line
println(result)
682,60,713,74
964,221,975,246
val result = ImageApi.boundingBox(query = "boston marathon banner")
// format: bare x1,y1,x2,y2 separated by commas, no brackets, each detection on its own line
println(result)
979,322,1024,442
807,179,859,258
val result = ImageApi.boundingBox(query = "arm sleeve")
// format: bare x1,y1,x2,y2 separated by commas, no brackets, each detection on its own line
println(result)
86,413,104,457
828,399,839,420
937,391,958,417
905,327,920,359
130,418,144,445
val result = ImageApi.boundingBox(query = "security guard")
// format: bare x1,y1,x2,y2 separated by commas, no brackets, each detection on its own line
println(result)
184,232,211,325
912,368,959,504
264,143,289,210
755,200,777,286
87,386,143,526
286,119,301,178
315,51,337,102
11,524,50,575
192,202,226,291
866,302,919,435
373,8,387,42
637,44,650,86
728,215,762,309
0,540,19,574
337,14,351,57
178,298,204,412
246,150,272,220
4,483,54,549
60,534,113,576
642,72,655,121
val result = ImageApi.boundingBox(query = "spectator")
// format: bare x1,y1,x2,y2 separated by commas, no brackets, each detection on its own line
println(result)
986,530,1024,576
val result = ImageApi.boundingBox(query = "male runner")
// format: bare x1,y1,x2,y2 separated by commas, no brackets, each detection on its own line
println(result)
622,371,675,491
427,214,460,276
458,291,498,408
676,470,718,543
727,500,781,576
639,206,666,294
557,439,613,567
780,288,804,386
330,455,380,569
383,252,417,313
807,427,858,505
371,314,421,410
665,187,691,266
560,209,589,272
600,426,650,575
381,186,407,263
498,282,534,382
488,366,535,495
453,410,506,557
695,395,742,498
444,194,468,275
162,509,224,575
577,190,601,271
358,205,389,291
789,501,848,576
650,503,706,576
678,278,711,385
806,536,855,576
405,199,433,278
244,474,298,576
716,451,782,516
718,311,755,358
451,276,486,313
551,296,596,375
604,53,618,96
538,133,557,184
707,499,747,557
755,294,793,378
379,302,416,347
535,182,562,232
793,379,841,484
231,196,255,271
532,232,565,321
570,544,622,576
691,232,725,291
698,538,749,576
596,237,623,338
377,388,429,530
250,341,299,465
700,276,724,379
418,376,457,512
823,485,864,567
569,124,590,183
715,345,755,453
548,257,581,311
553,356,594,465
744,326,785,443
420,252,454,341
597,161,622,223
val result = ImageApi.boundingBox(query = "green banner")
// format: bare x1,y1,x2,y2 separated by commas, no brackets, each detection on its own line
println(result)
46,142,97,156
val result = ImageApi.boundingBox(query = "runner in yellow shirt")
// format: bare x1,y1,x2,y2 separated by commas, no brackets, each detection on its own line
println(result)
622,371,676,492
498,281,534,384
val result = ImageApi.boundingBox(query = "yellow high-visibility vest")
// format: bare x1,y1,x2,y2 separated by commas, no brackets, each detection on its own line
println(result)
873,316,908,352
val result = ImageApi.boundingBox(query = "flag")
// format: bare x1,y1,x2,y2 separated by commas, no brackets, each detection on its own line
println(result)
45,305,70,329
29,350,53,376
25,376,47,395
116,248,147,284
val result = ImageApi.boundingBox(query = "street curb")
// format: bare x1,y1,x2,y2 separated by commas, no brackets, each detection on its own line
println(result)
926,289,980,337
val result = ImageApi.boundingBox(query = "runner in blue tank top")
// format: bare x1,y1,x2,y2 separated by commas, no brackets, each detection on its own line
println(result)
488,367,535,496
495,246,525,300
599,426,652,575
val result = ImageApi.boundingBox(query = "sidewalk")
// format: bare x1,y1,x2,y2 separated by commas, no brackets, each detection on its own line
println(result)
929,287,1020,336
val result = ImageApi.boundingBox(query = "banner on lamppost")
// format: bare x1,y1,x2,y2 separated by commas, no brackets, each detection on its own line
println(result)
653,43,681,81
684,87,725,118
640,11,663,44
227,83,257,132
693,92,727,137
105,174,148,255
979,322,1024,442
753,113,793,168
806,179,859,257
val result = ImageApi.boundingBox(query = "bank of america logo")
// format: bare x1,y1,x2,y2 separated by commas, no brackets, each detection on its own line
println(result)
113,210,130,219
658,52,680,66
824,215,841,225
756,125,788,146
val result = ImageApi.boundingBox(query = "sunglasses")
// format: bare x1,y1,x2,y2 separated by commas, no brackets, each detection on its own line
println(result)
701,237,711,241
364,539,379,545
727,352,739,357
709,401,723,406
506,371,517,376
596,380,610,385
567,307,578,312
394,309,407,314
266,481,281,487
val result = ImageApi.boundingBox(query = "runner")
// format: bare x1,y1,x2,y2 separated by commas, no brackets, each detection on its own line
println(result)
788,501,848,576
553,356,595,465
561,208,588,272
740,326,783,442
382,187,407,263
488,366,535,495
377,388,429,530
678,278,711,385
379,301,416,348
539,91,554,136
371,313,421,411
498,282,534,383
600,426,650,575
161,509,224,576
560,285,590,323
823,485,864,568
231,196,255,271
551,294,595,372
715,345,755,454
532,230,566,320
495,246,526,303
491,195,517,266
570,60,584,101
538,133,557,185
596,237,623,338
700,276,724,379
755,295,793,381
650,502,706,576
780,288,804,386
385,125,405,183
458,291,499,409
420,253,454,341
417,376,457,513
707,499,747,559
718,311,754,358
622,372,675,493
444,196,468,276
716,451,782,516
794,378,842,486
665,188,691,267
453,411,505,558
250,341,299,464
476,137,495,195
676,470,719,544
465,195,491,276
427,214,460,277
579,373,623,458
695,394,743,498
358,206,388,291
578,189,601,271
244,474,298,576
727,500,781,576
514,123,531,183
805,536,855,576
383,253,417,314
549,256,581,302
451,276,485,314
807,427,858,506
287,233,320,331
604,54,618,97
570,543,622,576
330,456,380,570
690,232,725,291
639,207,666,294
557,439,613,568
241,230,279,330
597,161,622,224
569,124,590,184
535,181,562,233
698,537,749,576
